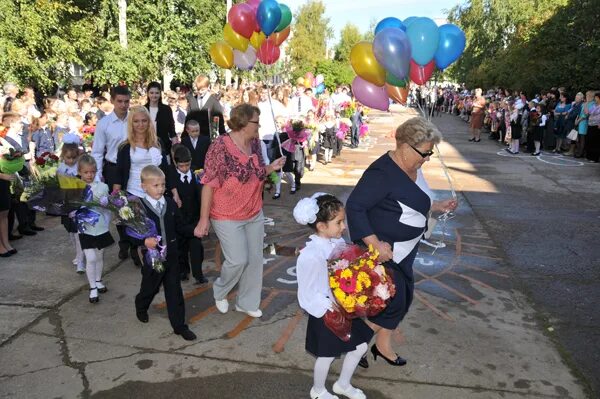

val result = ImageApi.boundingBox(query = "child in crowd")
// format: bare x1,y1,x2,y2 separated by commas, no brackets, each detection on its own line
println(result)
179,119,210,172
294,193,371,399
76,155,114,303
507,103,522,154
305,110,319,171
319,111,337,165
333,110,344,159
168,146,207,284
133,165,196,341
31,111,56,157
532,104,547,156
272,116,302,199
57,134,85,273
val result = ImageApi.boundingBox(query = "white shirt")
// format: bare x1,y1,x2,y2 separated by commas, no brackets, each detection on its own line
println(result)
57,162,78,177
296,235,345,318
258,100,287,140
178,170,192,183
144,195,166,213
126,147,162,198
149,106,159,132
92,111,128,179
290,95,314,119
190,137,198,149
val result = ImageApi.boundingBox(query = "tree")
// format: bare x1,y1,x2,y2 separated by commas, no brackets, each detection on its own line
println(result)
287,0,333,80
334,23,361,63
362,18,378,42
315,60,354,90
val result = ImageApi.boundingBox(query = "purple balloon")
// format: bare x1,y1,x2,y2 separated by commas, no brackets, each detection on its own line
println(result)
351,76,389,111
234,47,257,70
373,27,411,81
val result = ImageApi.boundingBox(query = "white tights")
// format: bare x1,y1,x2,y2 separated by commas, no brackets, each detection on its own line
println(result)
324,148,333,163
274,171,295,195
312,343,368,396
84,248,104,288
534,140,541,153
511,139,520,153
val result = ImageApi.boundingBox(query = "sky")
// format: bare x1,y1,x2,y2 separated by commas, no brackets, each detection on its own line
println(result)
284,0,460,41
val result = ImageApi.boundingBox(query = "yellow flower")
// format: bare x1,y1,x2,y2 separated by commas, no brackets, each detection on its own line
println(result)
357,271,371,289
366,260,375,269
334,288,346,303
342,295,356,312
357,295,368,305
340,269,353,279
355,280,363,293
329,276,339,289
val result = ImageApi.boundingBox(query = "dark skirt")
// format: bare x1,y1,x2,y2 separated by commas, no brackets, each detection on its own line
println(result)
585,125,600,162
61,216,78,233
532,125,544,142
322,129,337,150
0,180,10,211
306,314,374,358
79,231,115,250
368,251,416,330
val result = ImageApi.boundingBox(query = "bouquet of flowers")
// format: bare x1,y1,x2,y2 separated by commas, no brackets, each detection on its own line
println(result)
282,119,310,152
359,124,369,138
337,118,352,140
324,243,396,341
0,145,25,174
339,101,356,119
80,126,95,150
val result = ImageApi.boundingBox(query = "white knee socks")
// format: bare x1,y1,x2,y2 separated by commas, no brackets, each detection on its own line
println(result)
324,148,333,163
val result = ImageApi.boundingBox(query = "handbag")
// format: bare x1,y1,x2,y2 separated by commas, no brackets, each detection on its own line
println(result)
566,129,578,141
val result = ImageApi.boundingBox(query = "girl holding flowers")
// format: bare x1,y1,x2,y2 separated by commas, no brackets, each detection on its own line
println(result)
294,193,371,399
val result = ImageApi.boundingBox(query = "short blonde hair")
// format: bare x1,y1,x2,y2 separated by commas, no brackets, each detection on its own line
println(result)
194,75,210,90
395,117,443,147
126,106,160,150
140,165,165,182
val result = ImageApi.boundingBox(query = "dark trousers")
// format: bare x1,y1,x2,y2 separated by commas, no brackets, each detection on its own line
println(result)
103,162,132,254
8,199,34,233
135,262,187,332
334,137,343,156
351,125,360,147
178,236,205,280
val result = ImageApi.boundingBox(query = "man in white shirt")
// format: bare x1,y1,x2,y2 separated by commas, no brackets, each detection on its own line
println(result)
290,86,314,119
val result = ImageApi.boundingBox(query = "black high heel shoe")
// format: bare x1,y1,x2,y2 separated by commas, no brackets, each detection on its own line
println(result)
371,344,407,366
358,355,369,369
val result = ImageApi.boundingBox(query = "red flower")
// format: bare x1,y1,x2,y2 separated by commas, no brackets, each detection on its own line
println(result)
49,154,59,161
35,157,45,165
339,276,357,294
40,152,51,158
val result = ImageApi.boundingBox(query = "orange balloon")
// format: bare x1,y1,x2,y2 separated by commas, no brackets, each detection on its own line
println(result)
250,31,266,49
224,23,249,52
350,41,386,87
386,84,408,105
210,41,234,69
271,26,290,46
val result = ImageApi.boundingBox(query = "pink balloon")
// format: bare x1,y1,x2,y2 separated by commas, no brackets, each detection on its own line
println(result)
257,38,280,65
246,0,261,12
234,47,257,70
228,3,256,39
351,76,390,111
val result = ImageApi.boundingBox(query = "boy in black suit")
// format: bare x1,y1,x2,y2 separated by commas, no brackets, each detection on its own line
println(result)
168,146,207,284
133,165,196,341
179,119,211,171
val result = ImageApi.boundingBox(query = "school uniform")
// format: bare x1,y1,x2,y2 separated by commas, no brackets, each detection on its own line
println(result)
167,166,205,281
180,135,211,171
133,195,193,334
78,182,115,250
297,235,374,358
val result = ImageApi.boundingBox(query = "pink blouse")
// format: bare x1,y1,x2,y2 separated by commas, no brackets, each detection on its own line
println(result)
201,135,267,220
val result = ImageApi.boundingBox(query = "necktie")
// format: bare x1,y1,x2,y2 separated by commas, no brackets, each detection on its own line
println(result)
183,175,188,184
155,201,163,214
297,97,301,112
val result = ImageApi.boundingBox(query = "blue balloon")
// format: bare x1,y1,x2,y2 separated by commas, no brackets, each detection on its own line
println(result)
403,16,417,28
406,17,439,66
375,17,406,35
257,0,282,36
434,24,466,70
372,28,411,81
316,82,325,94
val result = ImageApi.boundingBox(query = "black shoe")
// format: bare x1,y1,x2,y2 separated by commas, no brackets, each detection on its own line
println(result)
18,229,36,236
118,248,129,260
194,276,209,285
9,234,23,241
290,187,296,195
532,152,541,156
371,344,407,366
272,193,281,200
8,248,17,255
89,288,99,304
0,252,13,258
175,328,197,341
358,355,369,369
136,310,149,323
95,281,107,293
30,225,44,231
474,138,481,142
180,273,189,281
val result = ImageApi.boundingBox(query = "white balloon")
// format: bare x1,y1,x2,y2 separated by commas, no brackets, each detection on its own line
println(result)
315,74,324,85
234,47,257,70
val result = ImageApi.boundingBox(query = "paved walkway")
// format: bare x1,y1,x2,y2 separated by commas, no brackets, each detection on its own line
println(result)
0,106,589,398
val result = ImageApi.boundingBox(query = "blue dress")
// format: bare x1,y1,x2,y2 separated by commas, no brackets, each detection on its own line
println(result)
346,153,430,329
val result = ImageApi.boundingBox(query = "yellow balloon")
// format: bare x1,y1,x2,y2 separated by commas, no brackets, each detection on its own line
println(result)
210,41,234,69
350,41,386,87
296,77,305,86
223,23,249,52
250,31,266,50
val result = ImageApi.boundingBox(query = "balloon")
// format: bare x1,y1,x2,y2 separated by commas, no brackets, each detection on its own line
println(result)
271,26,290,46
296,77,305,86
403,16,417,28
349,41,386,87
372,28,411,81
224,23,249,52
276,3,292,32
351,76,389,111
406,17,440,66
228,3,256,39
316,82,325,94
304,79,312,88
249,31,266,49
234,47,257,70
210,41,234,69
305,72,314,81
434,24,466,70
375,17,406,35
304,72,314,87
257,0,282,36
386,84,408,104
246,0,261,12
409,59,435,85
257,38,280,65
386,72,408,88
315,74,324,85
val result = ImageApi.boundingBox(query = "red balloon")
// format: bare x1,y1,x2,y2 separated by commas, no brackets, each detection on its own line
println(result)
228,3,256,39
257,38,280,65
409,59,435,85
246,0,261,12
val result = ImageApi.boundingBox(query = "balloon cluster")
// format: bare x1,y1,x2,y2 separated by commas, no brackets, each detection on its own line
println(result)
210,0,292,70
296,72,325,95
349,17,466,111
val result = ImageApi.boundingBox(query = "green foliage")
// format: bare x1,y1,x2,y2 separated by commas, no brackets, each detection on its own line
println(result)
334,23,362,63
288,0,333,80
315,60,354,90
446,0,600,94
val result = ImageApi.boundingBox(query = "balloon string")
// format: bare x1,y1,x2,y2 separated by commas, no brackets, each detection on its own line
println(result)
264,70,284,158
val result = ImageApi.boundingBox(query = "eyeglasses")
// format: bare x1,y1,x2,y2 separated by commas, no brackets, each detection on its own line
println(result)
409,144,434,158
248,120,260,125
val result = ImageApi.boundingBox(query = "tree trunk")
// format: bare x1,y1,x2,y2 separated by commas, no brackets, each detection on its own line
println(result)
118,0,128,49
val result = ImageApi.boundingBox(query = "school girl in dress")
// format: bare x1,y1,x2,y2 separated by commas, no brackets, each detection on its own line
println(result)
294,193,372,399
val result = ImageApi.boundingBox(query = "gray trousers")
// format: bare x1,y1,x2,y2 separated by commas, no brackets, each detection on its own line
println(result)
211,211,264,311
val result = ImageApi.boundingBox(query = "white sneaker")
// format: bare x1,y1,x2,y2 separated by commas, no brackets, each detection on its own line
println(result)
235,305,262,318
215,299,229,313
332,382,366,399
310,388,339,399
76,262,86,274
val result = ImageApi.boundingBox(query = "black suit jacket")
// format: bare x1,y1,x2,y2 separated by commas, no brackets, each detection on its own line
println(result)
166,165,201,225
185,92,225,135
145,103,176,155
180,135,210,170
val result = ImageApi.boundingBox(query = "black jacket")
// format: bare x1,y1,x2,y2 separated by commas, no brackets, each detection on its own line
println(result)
145,103,176,155
180,135,210,170
166,165,201,225
185,92,225,135
115,143,168,192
